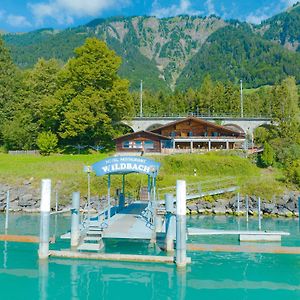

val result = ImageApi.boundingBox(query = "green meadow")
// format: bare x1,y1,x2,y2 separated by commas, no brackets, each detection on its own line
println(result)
0,152,288,204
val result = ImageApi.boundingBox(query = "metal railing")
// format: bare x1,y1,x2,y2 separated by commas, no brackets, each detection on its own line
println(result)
133,112,271,119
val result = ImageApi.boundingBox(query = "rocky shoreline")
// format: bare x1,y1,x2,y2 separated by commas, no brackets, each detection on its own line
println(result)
0,183,299,217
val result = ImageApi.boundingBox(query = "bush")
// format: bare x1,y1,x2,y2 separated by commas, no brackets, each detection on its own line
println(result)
37,131,58,156
286,160,300,186
260,142,275,167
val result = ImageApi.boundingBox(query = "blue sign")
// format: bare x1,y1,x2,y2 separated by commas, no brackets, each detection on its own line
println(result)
92,156,161,177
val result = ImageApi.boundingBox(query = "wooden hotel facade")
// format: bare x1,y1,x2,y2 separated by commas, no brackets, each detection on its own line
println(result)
114,117,245,154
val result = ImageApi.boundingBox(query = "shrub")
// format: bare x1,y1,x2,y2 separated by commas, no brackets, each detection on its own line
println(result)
37,131,58,156
260,142,275,167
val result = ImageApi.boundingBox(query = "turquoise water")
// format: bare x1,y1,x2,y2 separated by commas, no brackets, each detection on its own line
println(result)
0,214,300,300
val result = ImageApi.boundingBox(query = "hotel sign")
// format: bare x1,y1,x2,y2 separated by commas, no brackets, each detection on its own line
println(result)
92,156,160,177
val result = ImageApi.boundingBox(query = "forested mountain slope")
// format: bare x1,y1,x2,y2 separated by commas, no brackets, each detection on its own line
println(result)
177,23,300,89
2,7,300,91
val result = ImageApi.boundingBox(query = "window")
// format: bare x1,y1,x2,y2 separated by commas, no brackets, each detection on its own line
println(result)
134,141,142,148
144,141,154,149
122,141,130,148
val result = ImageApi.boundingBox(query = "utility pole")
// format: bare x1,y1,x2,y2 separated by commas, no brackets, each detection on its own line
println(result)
240,79,244,118
140,80,143,118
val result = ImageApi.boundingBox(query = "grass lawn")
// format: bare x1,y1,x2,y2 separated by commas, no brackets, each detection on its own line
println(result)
0,152,289,204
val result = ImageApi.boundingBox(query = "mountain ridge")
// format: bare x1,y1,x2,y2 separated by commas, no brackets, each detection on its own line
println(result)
2,8,300,91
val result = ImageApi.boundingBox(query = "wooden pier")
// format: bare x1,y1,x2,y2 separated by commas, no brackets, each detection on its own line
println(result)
187,243,300,254
102,202,152,240
49,250,191,264
187,228,290,242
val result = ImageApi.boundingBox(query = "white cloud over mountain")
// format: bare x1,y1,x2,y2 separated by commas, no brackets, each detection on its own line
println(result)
29,0,131,25
151,0,202,18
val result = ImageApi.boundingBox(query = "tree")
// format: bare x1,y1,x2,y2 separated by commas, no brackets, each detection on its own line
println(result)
0,38,21,142
54,38,134,146
260,142,275,167
272,76,300,140
21,58,62,132
2,112,38,150
37,131,58,155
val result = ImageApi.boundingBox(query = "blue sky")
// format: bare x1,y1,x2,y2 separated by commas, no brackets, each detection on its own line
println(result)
0,0,299,32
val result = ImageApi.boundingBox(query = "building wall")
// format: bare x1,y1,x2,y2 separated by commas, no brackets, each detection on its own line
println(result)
116,139,161,153
159,120,238,137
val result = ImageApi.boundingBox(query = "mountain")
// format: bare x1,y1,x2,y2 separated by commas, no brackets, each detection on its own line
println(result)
177,22,300,89
2,9,300,91
257,2,300,52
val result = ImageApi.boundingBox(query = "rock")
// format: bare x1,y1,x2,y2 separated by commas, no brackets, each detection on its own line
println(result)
187,205,198,214
277,207,291,217
213,207,226,215
18,194,34,206
262,203,275,214
286,201,296,212
197,209,206,214
23,208,40,213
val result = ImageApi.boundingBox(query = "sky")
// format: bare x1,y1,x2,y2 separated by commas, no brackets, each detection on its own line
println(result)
0,0,299,33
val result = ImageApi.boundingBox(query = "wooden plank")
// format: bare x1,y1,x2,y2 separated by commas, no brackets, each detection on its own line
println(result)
187,243,300,254
187,228,290,236
49,250,191,264
77,243,103,251
239,234,281,242
84,236,102,242
0,234,40,243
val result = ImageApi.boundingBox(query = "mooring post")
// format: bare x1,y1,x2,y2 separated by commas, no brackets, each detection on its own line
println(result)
87,167,91,226
246,195,249,225
258,197,261,231
39,179,51,260
176,180,187,268
298,197,300,229
71,192,80,247
165,193,175,252
5,190,10,231
107,174,111,221
237,192,240,215
55,190,58,212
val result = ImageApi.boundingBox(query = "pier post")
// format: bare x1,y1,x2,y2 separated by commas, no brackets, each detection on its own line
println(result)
71,192,80,247
39,179,51,260
5,190,10,231
55,191,58,212
245,195,249,225
258,197,261,231
176,180,187,268
237,192,240,215
107,174,111,221
165,194,175,251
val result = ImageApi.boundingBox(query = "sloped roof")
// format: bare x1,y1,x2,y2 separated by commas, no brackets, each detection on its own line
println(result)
151,117,243,135
114,130,172,142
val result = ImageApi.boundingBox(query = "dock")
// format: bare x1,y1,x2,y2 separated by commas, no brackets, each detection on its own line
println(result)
102,202,152,240
49,250,192,264
187,228,290,242
187,243,300,255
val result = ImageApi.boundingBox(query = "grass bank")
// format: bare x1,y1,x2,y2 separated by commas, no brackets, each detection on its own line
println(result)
0,152,288,204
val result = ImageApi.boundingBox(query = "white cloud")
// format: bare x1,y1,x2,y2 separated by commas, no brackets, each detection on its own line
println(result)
282,0,299,7
245,2,283,25
29,0,131,25
246,13,270,24
151,0,202,18
205,0,215,16
6,14,32,27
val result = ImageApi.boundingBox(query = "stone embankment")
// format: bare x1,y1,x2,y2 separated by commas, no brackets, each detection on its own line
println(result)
0,182,299,217
187,192,300,217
